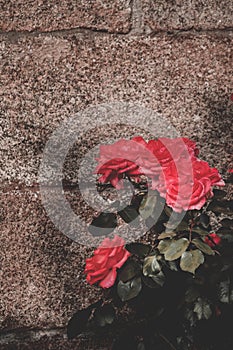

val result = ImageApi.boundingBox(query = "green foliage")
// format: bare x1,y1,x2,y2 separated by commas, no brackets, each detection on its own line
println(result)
118,260,141,282
67,307,92,339
218,279,233,304
93,304,115,327
143,255,161,276
161,238,190,261
125,243,151,257
193,298,212,320
139,190,160,219
118,205,139,225
192,238,214,255
117,277,142,302
88,212,117,236
72,171,233,349
180,250,204,274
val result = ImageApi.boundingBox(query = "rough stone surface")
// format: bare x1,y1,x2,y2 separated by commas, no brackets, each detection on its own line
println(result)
141,0,233,32
0,33,232,189
0,0,132,33
0,189,103,330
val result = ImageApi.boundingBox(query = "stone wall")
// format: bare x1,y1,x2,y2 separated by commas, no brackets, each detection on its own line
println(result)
0,1,232,349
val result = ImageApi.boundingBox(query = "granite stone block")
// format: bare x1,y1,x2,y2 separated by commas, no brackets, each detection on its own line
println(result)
0,0,131,33
141,0,233,32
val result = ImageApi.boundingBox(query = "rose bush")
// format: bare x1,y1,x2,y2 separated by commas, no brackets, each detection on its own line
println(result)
96,136,224,212
68,136,232,350
85,235,131,288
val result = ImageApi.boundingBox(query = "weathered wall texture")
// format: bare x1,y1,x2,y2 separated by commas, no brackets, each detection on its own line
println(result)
0,0,232,349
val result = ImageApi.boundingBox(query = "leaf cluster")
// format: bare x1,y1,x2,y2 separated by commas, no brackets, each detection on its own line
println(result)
68,175,233,349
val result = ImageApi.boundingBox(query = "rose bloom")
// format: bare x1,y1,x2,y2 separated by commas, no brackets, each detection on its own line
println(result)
84,235,130,289
158,159,224,212
95,136,199,189
147,137,199,168
205,233,221,248
95,136,224,212
95,137,151,188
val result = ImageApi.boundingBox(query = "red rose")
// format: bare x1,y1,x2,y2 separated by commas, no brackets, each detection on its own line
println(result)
149,137,199,166
228,169,233,173
167,179,213,212
157,158,224,212
95,138,151,188
205,233,221,248
95,136,224,213
192,159,225,187
84,235,130,289
95,137,199,189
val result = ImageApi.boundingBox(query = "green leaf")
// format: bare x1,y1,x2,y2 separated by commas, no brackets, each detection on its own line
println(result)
180,250,204,274
195,214,210,229
207,200,233,215
139,191,159,219
118,260,141,283
218,279,233,304
143,255,161,277
163,238,189,261
142,271,165,288
192,226,209,236
130,194,144,211
117,277,142,302
157,239,172,254
118,205,139,225
193,298,212,320
151,220,165,234
125,242,150,257
165,220,189,232
158,231,177,239
184,307,198,326
150,270,165,287
67,308,92,339
192,238,215,255
89,213,117,236
94,304,115,327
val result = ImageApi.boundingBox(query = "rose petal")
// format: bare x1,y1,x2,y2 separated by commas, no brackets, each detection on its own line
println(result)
99,268,117,288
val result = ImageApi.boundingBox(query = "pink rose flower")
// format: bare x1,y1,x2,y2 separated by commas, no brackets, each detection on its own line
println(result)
85,236,130,289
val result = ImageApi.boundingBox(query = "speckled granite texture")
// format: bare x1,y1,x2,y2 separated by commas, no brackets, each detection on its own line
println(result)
0,0,233,349
0,0,132,33
0,189,102,330
141,0,233,32
0,33,232,188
